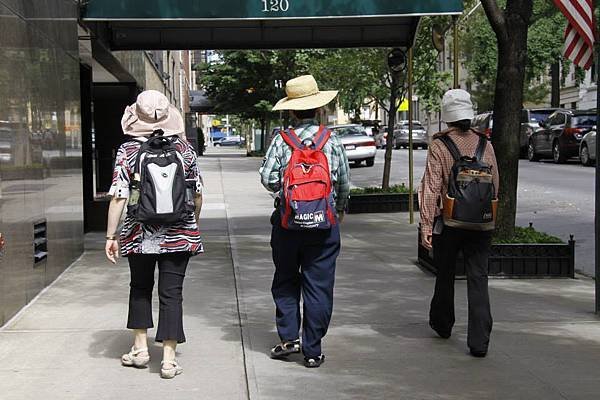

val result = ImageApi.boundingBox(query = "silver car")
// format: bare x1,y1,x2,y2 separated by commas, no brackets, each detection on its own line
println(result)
393,120,428,149
580,128,596,166
328,124,377,167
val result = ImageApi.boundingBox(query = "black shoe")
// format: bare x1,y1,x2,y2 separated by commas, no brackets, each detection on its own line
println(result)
270,340,300,359
429,322,451,339
470,349,488,358
304,354,325,368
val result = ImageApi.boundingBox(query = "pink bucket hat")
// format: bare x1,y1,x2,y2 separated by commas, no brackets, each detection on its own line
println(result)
121,90,185,137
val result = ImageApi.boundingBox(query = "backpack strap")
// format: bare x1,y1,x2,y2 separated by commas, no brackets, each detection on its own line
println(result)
312,125,331,151
280,128,303,150
474,135,488,161
437,135,462,161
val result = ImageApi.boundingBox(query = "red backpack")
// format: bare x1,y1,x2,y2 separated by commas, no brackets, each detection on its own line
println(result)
279,126,337,230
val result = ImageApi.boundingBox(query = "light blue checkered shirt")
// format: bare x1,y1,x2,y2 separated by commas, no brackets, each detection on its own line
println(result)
259,120,350,212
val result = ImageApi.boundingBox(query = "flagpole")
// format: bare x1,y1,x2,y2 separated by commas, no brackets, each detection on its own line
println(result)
595,25,600,314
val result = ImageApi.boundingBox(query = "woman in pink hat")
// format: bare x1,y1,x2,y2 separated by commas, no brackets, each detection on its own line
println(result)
105,90,204,379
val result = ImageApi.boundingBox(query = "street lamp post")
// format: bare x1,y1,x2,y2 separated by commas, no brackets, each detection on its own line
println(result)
382,48,407,189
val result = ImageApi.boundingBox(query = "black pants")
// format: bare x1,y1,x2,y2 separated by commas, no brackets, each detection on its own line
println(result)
429,226,493,352
270,211,341,358
127,252,190,343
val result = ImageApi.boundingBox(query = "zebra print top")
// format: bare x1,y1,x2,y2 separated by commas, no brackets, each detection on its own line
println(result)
109,138,204,256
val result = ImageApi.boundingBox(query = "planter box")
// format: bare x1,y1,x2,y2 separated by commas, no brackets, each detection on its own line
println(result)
417,227,575,278
348,193,419,214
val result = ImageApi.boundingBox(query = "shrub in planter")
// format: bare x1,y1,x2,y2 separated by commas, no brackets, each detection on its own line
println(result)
348,184,419,214
418,225,575,278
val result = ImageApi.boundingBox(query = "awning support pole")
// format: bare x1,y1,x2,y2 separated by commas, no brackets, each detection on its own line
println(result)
409,47,415,224
453,15,459,88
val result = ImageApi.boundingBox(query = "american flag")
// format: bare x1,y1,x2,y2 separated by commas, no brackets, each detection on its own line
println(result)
553,0,596,70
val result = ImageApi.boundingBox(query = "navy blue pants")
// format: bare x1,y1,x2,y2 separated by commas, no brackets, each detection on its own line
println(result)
270,211,341,358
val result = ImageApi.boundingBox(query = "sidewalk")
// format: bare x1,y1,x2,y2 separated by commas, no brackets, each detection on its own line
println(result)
1,151,600,399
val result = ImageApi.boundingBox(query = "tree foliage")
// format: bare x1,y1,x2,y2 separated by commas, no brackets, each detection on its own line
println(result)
463,0,565,111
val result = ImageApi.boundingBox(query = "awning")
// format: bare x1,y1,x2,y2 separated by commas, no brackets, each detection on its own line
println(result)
81,0,463,50
189,90,214,113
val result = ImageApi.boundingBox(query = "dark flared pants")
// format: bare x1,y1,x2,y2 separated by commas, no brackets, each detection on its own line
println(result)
127,252,190,343
429,226,493,352
270,212,341,358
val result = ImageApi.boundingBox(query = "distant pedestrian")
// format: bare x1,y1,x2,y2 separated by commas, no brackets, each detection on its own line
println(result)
260,75,350,368
419,89,499,358
105,90,204,379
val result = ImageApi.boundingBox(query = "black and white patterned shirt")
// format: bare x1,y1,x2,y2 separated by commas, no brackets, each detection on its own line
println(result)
109,138,204,256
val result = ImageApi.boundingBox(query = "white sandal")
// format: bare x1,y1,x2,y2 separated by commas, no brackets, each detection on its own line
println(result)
121,347,150,368
160,360,183,379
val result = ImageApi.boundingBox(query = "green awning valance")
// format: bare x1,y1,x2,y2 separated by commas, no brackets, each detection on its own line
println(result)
82,0,463,20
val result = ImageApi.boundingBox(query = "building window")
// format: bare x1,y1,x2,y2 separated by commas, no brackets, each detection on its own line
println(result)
571,102,577,110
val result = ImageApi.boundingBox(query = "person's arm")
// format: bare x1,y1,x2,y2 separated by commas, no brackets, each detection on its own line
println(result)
488,143,500,198
105,144,131,263
185,146,205,226
333,136,350,219
194,194,203,225
106,198,126,264
419,143,444,250
259,136,282,193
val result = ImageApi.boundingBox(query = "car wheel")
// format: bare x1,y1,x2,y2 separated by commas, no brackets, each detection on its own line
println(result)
527,140,539,162
553,140,566,164
366,157,375,167
394,140,401,150
215,143,221,147
580,143,594,166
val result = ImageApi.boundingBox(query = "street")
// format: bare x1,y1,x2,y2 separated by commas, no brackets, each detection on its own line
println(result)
349,149,595,276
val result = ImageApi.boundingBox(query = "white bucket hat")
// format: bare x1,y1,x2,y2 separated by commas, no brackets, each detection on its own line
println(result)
272,75,338,111
441,89,475,123
121,90,185,137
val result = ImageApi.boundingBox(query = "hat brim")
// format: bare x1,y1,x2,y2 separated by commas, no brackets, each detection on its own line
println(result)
442,109,474,124
122,104,185,137
272,90,338,111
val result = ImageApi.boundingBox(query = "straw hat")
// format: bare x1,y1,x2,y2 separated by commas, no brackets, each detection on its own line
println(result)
272,75,338,111
441,89,474,123
121,90,185,137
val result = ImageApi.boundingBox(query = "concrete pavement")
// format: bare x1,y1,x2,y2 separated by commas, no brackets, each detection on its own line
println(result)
1,149,600,399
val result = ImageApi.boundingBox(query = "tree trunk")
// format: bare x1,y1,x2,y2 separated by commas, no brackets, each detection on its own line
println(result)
382,72,399,189
482,0,533,240
550,61,560,108
260,118,266,152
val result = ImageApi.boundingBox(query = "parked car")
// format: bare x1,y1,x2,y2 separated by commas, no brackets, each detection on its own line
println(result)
328,124,377,167
392,120,428,149
580,128,596,166
472,112,493,138
520,108,558,157
0,127,13,163
528,109,596,163
215,135,244,147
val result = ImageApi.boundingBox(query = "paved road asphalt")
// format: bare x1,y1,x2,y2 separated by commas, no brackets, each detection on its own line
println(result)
350,149,596,276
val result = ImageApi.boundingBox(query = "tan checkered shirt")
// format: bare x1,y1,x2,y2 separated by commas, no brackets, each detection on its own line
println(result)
418,128,500,237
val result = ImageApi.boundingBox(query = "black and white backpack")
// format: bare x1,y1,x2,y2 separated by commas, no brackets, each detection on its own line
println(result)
127,131,194,225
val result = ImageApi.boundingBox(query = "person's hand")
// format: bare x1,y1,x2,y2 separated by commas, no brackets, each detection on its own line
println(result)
422,233,433,251
105,239,119,264
338,211,345,224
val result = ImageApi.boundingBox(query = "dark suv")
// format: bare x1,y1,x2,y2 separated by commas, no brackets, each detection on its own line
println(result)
528,109,597,163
